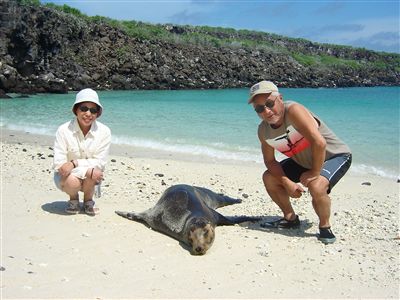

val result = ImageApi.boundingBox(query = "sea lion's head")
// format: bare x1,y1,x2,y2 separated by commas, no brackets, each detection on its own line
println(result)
188,218,215,255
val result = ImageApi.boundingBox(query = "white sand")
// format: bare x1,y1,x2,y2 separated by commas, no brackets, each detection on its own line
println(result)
1,129,399,299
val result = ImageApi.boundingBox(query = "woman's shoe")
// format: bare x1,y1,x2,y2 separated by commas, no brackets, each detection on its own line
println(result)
84,200,99,216
65,200,80,214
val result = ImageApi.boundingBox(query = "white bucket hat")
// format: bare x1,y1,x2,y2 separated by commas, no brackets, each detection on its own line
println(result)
72,88,103,117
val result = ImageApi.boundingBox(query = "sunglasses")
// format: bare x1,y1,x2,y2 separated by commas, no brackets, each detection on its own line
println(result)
79,105,99,114
254,96,277,113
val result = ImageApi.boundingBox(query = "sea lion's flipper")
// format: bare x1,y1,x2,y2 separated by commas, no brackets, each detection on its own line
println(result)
216,213,261,225
115,211,146,222
194,186,242,209
217,195,242,207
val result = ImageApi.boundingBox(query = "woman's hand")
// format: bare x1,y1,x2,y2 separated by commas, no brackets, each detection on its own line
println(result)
58,161,74,177
88,168,104,183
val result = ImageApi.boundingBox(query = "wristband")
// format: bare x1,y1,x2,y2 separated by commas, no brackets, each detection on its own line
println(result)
70,160,76,168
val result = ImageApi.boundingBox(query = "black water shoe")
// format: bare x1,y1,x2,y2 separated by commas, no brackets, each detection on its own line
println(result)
318,227,336,244
261,215,300,229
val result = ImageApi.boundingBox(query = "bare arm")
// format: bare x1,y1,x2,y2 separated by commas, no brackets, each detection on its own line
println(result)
259,130,304,198
286,103,326,186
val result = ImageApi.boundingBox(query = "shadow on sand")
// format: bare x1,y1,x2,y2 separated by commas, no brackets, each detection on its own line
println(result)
41,200,82,216
239,215,316,239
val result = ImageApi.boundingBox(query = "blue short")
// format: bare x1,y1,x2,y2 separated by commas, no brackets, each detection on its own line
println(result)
280,153,352,194
54,172,62,190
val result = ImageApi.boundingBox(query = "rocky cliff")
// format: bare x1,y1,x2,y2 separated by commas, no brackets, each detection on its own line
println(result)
1,1,399,96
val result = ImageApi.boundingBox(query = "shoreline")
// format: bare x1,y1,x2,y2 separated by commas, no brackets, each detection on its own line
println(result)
2,127,399,182
1,128,399,298
1,128,263,168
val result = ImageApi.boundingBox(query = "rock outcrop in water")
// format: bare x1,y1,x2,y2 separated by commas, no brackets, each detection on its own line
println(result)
1,1,399,96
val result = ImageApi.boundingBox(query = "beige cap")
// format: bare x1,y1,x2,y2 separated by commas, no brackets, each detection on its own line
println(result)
72,88,103,117
248,80,279,103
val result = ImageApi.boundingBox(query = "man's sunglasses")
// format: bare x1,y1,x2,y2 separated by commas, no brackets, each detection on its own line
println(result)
254,96,277,113
79,105,99,114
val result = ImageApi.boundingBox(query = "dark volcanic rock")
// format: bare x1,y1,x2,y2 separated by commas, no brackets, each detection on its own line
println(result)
0,1,399,95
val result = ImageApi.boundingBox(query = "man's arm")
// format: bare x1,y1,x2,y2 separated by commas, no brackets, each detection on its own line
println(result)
286,103,326,186
259,132,304,198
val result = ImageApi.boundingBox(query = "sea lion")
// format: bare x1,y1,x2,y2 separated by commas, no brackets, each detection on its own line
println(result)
115,184,260,255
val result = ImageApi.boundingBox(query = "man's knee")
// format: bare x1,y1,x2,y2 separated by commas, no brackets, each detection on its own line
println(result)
308,177,329,198
262,170,272,184
263,170,281,190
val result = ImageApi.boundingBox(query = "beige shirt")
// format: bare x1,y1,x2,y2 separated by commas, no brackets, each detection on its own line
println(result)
53,118,111,179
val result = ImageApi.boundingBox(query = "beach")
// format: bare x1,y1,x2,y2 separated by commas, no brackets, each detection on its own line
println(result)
1,129,399,299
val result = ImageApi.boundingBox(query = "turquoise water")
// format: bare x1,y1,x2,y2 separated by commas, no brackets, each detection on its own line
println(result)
1,87,399,179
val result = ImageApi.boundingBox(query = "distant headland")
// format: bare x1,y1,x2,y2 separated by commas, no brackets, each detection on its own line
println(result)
1,0,399,97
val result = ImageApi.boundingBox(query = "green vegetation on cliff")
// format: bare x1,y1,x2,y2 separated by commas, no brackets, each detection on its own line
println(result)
18,0,400,74
6,0,398,93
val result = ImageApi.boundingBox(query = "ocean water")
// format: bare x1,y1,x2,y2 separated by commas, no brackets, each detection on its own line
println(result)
1,87,399,179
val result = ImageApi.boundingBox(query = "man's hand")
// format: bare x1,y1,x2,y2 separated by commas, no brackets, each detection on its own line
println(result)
283,179,305,198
